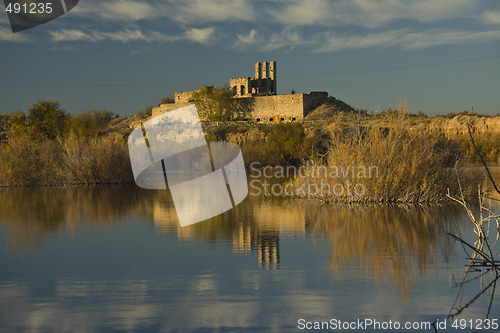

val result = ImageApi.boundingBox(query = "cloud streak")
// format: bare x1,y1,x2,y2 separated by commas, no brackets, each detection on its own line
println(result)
4,0,498,54
168,0,255,24
48,27,216,45
267,0,477,28
72,0,255,23
483,10,500,25
72,0,157,21
0,26,31,42
323,29,500,52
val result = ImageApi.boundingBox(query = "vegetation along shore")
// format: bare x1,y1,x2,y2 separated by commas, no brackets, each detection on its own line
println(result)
1,99,499,204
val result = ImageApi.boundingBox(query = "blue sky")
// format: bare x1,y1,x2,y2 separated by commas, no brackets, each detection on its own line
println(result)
1,0,500,116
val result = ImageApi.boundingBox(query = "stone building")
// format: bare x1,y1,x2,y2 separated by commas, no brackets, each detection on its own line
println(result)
230,61,277,97
152,61,334,121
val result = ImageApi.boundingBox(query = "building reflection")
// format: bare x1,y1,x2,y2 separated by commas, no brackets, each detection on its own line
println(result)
153,196,293,269
151,194,461,292
0,185,465,292
257,233,280,269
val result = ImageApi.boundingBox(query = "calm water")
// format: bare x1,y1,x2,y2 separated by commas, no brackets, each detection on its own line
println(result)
0,184,499,332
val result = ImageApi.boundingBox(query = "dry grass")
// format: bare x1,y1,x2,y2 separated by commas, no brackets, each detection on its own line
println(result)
0,133,133,186
290,109,483,203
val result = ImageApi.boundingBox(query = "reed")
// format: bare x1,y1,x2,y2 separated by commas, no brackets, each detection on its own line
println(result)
290,108,483,203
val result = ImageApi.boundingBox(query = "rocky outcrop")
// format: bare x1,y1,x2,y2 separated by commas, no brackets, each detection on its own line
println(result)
422,116,500,136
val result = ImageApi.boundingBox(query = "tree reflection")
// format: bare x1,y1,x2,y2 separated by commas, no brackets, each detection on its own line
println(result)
305,204,460,297
0,186,153,251
1,185,462,293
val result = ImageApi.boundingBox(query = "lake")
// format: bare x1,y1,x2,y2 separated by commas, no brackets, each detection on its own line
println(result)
0,181,499,332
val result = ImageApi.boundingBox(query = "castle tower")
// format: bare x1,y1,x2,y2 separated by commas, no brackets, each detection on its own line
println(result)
255,62,262,79
262,62,269,79
231,61,277,97
270,61,277,94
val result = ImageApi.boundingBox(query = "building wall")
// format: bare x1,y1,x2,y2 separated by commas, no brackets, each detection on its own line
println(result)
303,92,329,117
174,90,198,103
249,94,305,120
229,77,252,97
154,92,329,120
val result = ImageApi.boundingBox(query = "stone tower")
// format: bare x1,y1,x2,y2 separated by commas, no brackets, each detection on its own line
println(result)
230,61,278,97
270,61,277,94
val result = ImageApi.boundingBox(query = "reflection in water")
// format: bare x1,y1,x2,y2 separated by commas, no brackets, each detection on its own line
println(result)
0,186,153,250
306,205,460,297
154,198,460,294
153,196,289,269
1,186,461,294
1,185,497,332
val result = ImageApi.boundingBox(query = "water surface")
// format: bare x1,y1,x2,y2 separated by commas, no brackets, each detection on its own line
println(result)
0,185,499,332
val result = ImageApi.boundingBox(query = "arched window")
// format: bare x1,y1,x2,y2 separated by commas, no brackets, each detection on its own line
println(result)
240,85,246,95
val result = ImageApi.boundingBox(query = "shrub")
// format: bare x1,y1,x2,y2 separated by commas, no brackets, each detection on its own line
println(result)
136,106,153,119
61,134,133,184
191,85,254,121
0,132,64,185
27,100,70,140
291,112,482,203
69,109,116,139
241,123,310,166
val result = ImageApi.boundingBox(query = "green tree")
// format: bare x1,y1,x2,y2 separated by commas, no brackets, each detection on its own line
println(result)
6,111,34,137
0,113,9,142
1,113,10,132
27,100,70,139
192,85,238,121
69,109,116,139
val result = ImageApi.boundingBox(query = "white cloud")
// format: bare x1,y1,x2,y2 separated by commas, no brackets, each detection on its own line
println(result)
8,0,495,54
0,12,9,25
50,29,97,42
400,29,500,50
483,10,500,25
268,0,478,28
100,29,150,43
49,27,215,45
72,0,254,24
73,0,156,21
263,29,312,51
0,26,32,42
184,27,216,45
315,30,403,52
169,0,255,24
267,0,332,26
235,29,261,47
315,29,500,52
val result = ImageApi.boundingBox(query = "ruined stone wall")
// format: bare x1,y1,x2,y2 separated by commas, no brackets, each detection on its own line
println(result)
249,92,330,120
174,90,198,103
230,77,251,97
303,92,329,116
154,91,331,121
250,94,305,120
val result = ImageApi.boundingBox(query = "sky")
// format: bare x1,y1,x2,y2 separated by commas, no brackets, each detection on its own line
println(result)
1,0,500,116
